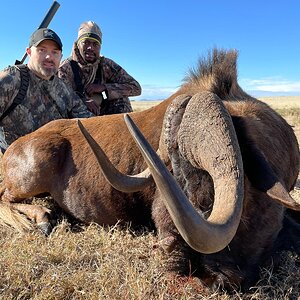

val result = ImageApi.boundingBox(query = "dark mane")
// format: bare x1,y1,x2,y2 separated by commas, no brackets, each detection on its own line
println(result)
180,48,255,101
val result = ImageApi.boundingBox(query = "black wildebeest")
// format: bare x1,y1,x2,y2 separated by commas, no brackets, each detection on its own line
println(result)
0,48,299,291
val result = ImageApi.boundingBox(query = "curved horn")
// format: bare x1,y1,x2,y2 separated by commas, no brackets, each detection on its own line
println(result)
77,120,152,192
124,92,244,254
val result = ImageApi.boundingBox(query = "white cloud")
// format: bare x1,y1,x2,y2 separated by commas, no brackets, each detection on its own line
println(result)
241,77,300,94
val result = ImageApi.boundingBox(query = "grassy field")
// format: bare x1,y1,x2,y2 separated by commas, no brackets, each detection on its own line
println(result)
131,100,162,112
0,96,299,299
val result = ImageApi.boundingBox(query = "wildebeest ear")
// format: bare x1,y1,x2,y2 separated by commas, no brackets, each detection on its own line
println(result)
232,116,300,211
266,182,300,210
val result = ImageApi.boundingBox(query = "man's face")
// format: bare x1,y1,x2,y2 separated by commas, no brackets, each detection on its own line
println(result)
27,40,62,80
78,38,100,63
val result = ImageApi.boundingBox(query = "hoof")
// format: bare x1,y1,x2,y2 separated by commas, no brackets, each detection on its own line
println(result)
37,221,53,236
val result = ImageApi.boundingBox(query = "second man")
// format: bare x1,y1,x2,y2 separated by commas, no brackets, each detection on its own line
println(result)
58,21,141,116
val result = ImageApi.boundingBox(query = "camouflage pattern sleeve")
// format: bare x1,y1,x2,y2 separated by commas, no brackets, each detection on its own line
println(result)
58,59,77,91
0,67,21,118
102,58,142,100
69,92,95,118
60,80,94,118
0,68,93,146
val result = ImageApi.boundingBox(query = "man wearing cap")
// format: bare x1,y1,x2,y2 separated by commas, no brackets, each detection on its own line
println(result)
58,21,141,116
0,28,94,152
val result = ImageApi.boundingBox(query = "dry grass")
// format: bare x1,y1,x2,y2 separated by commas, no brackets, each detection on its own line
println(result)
0,96,299,299
131,100,162,112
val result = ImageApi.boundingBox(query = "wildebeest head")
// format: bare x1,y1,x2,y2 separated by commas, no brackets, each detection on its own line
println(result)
78,90,245,254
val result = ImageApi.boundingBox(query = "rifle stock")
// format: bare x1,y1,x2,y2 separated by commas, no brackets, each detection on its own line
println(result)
15,1,60,65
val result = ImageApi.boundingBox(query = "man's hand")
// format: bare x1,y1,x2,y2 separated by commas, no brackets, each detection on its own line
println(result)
85,99,100,115
85,83,106,97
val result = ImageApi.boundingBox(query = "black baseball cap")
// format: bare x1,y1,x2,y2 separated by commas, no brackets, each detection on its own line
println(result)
29,28,62,50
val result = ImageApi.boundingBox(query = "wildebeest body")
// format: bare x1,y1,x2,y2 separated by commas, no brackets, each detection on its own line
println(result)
0,49,299,292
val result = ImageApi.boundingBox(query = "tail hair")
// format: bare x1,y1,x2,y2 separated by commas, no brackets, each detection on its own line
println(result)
0,202,33,232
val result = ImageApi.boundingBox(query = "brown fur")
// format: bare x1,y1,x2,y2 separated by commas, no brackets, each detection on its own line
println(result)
0,48,299,291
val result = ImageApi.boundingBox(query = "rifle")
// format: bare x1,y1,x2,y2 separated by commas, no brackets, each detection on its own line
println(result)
15,1,60,65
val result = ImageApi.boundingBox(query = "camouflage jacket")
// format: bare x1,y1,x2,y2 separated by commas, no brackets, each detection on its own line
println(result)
58,47,141,115
0,65,93,146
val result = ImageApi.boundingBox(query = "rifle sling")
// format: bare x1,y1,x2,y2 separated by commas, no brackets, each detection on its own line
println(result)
69,58,104,99
0,65,30,123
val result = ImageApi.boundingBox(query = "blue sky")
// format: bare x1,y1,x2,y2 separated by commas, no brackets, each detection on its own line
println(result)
1,0,300,100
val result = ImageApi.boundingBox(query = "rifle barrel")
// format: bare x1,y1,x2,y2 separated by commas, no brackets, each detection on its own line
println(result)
38,1,60,29
16,1,60,65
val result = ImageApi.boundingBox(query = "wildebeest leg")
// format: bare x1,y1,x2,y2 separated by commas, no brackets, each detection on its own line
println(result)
11,203,52,235
0,189,52,235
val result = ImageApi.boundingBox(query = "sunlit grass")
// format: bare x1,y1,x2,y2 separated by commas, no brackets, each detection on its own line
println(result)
131,100,162,112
